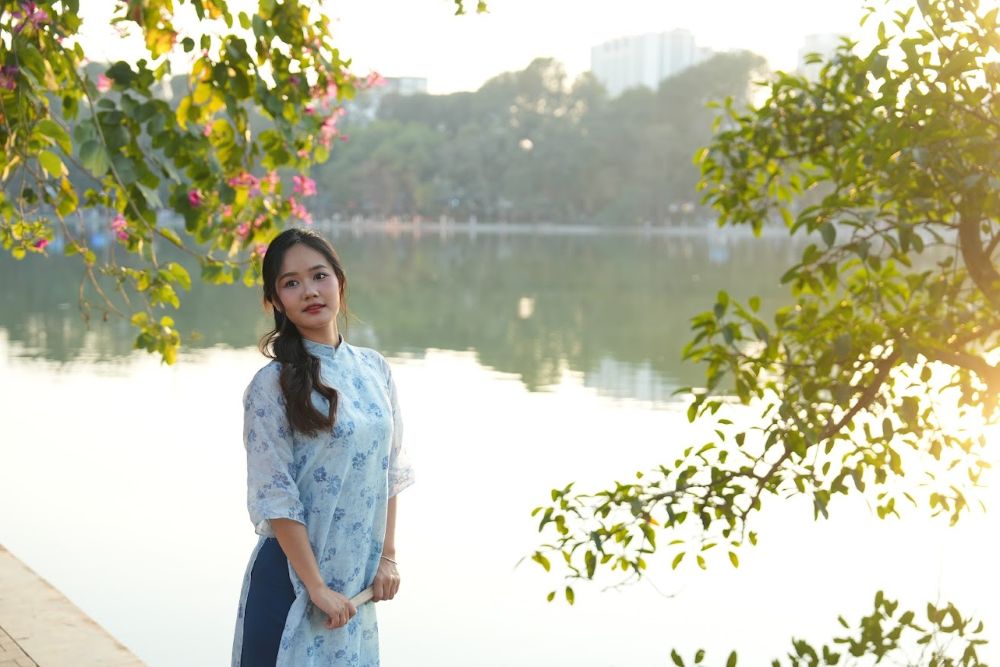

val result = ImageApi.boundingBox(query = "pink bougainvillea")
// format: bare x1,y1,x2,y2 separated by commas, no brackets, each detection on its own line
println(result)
293,174,317,197
97,73,112,93
0,66,18,91
111,214,128,240
187,190,202,207
289,197,313,224
32,238,49,250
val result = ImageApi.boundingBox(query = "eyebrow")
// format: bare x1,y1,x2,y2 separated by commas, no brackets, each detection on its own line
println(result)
278,264,329,281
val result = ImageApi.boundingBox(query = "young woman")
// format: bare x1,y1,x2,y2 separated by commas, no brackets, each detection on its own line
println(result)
232,228,414,666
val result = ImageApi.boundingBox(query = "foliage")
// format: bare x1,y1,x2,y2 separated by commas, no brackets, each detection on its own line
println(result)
531,0,996,609
669,592,988,667
0,0,483,362
313,52,767,223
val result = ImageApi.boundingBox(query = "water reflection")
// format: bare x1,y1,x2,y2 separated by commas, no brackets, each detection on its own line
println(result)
0,230,800,402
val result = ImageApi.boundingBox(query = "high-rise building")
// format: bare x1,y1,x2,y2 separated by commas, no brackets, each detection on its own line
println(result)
590,29,711,97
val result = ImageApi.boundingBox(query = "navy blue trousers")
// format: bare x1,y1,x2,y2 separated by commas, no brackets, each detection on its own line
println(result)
241,538,295,667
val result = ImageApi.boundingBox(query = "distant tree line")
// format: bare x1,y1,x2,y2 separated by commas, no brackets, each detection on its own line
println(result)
310,53,769,226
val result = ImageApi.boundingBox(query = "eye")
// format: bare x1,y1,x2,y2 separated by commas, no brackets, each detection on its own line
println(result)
314,271,329,280
282,279,299,288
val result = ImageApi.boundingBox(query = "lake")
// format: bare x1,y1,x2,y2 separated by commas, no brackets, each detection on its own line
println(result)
1,230,996,666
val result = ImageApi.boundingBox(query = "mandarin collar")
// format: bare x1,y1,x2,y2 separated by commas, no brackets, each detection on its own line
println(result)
303,334,345,360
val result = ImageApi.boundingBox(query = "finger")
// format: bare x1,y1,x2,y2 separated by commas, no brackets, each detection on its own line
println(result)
348,602,357,617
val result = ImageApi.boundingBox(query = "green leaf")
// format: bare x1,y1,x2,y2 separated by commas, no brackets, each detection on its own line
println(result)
159,227,184,248
79,140,110,177
671,649,684,667
35,119,72,153
726,651,737,667
531,552,550,572
671,552,685,569
165,262,192,291
38,150,65,177
564,586,574,605
728,551,739,568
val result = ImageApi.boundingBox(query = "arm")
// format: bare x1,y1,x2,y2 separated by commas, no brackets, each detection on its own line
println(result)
271,519,356,628
243,369,354,628
372,496,400,602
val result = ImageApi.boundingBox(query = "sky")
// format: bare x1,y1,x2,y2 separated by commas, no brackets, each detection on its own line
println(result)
79,0,874,93
330,0,869,92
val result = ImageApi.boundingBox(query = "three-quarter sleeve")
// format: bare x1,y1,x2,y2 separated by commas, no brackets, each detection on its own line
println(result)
385,362,415,497
243,365,306,536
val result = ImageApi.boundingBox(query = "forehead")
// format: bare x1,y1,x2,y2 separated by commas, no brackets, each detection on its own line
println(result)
278,243,330,274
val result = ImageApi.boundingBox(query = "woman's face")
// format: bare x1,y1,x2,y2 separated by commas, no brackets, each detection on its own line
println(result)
272,242,342,344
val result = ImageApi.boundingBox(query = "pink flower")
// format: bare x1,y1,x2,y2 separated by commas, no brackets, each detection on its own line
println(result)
0,66,18,91
97,74,112,93
253,214,267,228
228,171,261,196
202,124,213,137
222,205,233,218
293,174,317,197
187,190,202,207
111,214,128,240
254,243,268,257
32,238,49,250
236,223,250,238
13,2,48,33
263,171,280,192
319,115,338,149
289,197,313,224
304,104,315,115
365,71,386,88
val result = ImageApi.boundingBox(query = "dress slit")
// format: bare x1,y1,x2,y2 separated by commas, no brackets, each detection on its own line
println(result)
239,538,296,667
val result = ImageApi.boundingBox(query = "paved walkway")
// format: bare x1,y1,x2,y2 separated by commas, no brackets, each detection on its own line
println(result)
0,545,145,667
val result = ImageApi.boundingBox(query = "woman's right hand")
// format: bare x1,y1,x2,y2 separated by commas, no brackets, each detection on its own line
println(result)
308,585,357,629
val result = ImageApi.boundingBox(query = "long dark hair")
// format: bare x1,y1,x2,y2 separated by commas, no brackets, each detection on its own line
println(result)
259,228,348,436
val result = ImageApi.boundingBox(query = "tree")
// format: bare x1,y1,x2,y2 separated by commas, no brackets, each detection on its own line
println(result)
0,0,482,362
532,0,995,661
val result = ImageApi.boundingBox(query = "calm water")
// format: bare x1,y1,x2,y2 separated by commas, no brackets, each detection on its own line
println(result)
1,231,996,666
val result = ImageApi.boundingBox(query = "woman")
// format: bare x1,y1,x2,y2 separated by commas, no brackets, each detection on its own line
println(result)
232,228,414,666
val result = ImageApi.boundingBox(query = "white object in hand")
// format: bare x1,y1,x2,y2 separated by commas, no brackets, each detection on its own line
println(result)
349,586,374,607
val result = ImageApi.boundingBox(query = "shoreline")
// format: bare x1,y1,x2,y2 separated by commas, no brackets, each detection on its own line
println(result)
0,544,145,667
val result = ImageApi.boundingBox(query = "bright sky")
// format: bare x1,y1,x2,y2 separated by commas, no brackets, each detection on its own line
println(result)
82,1,872,94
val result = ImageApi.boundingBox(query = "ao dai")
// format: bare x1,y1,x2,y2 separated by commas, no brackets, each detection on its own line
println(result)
232,338,413,666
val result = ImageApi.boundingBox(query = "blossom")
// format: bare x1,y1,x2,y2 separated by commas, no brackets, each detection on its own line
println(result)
13,2,48,33
187,190,202,207
254,243,268,258
319,115,338,149
236,223,250,238
202,124,213,137
293,175,317,197
110,214,128,240
228,171,261,196
304,104,315,115
0,66,18,91
289,197,313,224
97,74,112,93
32,238,49,250
263,171,280,192
365,71,385,89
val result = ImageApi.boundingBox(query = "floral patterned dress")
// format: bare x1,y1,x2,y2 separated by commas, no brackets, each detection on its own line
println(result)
232,338,414,666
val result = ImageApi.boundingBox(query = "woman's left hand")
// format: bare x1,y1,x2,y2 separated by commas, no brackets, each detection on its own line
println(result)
372,557,400,602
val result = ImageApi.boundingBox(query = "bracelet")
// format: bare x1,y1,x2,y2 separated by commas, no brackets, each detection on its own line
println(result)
380,555,397,565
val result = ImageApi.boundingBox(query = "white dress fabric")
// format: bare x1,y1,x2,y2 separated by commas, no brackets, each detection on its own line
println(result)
232,337,414,666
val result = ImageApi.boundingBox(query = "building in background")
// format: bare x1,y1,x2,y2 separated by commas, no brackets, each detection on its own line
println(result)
349,76,429,121
797,33,843,80
590,29,712,97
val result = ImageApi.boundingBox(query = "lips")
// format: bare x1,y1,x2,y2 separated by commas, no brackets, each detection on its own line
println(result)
304,304,325,314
